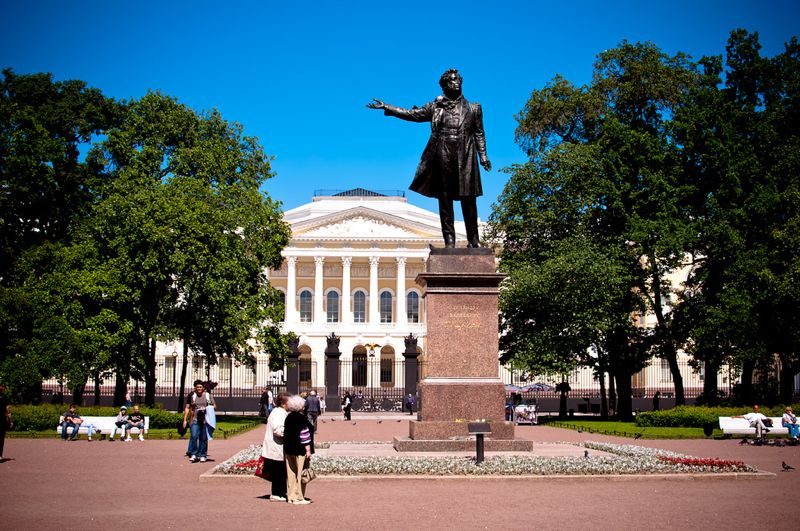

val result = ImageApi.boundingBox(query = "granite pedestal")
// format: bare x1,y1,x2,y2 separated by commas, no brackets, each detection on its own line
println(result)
394,247,522,452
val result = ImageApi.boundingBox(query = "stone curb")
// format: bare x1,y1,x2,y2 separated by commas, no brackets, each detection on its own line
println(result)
200,470,775,483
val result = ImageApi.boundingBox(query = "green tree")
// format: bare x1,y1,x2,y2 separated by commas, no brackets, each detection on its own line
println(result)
0,70,122,400
491,41,699,417
674,31,800,404
84,92,291,406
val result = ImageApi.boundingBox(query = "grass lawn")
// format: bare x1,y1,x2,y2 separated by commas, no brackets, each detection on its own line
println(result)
540,417,722,439
8,415,263,440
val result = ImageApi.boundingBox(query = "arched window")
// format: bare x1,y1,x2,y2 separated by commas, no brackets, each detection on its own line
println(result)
406,291,420,323
299,290,312,322
353,290,366,323
326,291,340,323
380,291,393,323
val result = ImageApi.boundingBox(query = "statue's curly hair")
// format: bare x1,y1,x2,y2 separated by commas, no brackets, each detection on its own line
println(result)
439,68,462,89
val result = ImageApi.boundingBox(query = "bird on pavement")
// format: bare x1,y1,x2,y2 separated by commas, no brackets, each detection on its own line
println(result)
352,422,357,426
634,433,643,440
782,461,795,471
377,420,382,424
739,437,750,445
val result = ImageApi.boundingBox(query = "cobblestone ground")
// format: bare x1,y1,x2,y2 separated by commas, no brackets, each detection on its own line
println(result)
1,417,798,530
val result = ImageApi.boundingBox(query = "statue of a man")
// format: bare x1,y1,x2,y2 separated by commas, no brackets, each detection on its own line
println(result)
367,69,491,248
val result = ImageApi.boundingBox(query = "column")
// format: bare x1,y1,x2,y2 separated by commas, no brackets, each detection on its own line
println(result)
341,257,352,324
285,256,297,325
369,256,380,324
395,256,407,328
314,256,325,324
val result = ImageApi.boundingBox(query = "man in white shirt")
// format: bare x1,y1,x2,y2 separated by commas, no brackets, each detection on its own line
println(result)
736,404,770,438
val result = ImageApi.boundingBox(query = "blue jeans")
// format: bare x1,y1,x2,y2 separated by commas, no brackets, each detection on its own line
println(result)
783,422,800,438
62,422,80,440
187,421,208,457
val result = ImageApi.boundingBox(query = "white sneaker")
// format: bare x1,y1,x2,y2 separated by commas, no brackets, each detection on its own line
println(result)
289,499,311,505
125,436,132,442
200,457,207,463
138,434,144,441
269,496,286,502
190,455,198,462
87,436,92,441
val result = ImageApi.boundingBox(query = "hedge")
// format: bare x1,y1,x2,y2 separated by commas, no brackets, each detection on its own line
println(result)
9,404,183,431
635,404,800,428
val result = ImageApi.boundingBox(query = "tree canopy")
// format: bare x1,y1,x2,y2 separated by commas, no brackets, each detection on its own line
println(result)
0,72,291,404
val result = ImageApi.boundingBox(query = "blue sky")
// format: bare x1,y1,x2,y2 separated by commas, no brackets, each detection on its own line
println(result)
1,1,798,219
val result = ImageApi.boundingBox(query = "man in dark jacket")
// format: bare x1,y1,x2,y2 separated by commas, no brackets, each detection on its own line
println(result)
304,390,321,432
368,69,491,248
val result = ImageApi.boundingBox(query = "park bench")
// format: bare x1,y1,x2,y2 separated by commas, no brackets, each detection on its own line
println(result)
718,416,789,436
56,415,150,440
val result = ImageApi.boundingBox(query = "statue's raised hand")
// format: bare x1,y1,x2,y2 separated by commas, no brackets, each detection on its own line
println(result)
367,98,386,110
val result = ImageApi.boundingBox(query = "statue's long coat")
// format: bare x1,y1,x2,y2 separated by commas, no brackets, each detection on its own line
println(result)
383,96,487,199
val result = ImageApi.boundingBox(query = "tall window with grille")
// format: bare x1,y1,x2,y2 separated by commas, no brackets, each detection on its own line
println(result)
406,291,420,323
300,356,312,386
380,291,393,323
219,357,231,387
192,356,206,381
352,353,367,387
353,290,366,323
299,290,312,322
326,291,340,323
380,357,394,386
164,356,176,392
660,359,673,383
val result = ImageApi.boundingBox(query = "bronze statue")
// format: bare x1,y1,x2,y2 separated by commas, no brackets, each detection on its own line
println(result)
368,69,491,248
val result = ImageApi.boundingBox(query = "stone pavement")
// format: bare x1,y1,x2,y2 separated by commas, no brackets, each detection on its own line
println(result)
1,417,798,530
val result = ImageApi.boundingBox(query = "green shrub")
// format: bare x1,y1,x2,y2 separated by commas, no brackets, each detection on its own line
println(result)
635,404,800,428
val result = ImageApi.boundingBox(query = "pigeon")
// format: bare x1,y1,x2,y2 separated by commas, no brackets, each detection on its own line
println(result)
782,461,794,471
397,420,402,422
377,420,382,424
352,422,357,426
739,438,749,445
634,433,643,440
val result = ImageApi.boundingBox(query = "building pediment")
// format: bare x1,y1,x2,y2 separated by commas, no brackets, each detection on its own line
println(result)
291,206,445,241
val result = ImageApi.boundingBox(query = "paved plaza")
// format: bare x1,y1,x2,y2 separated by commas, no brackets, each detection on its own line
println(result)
1,416,798,530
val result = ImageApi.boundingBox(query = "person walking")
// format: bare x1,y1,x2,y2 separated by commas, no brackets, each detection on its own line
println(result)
342,391,352,421
283,395,314,505
262,391,290,502
305,390,321,432
183,380,216,463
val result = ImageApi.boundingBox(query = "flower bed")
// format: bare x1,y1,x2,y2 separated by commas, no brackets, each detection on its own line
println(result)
213,442,757,476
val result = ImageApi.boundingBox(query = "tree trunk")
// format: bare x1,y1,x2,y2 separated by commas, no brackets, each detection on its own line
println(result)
615,374,634,421
649,264,685,406
608,371,617,418
599,369,608,419
93,370,102,406
177,340,189,412
114,370,128,407
559,387,568,419
144,337,157,407
664,347,685,406
778,353,796,405
739,359,755,405
71,381,86,406
703,359,720,405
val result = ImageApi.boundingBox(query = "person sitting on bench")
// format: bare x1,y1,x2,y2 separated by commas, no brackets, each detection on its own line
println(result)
734,405,770,438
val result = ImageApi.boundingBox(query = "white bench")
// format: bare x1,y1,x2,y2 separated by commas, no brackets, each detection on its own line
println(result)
718,416,789,436
56,416,150,440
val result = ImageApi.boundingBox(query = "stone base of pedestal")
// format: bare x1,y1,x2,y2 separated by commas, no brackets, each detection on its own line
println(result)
393,436,535,452
418,380,506,423
409,419,515,440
